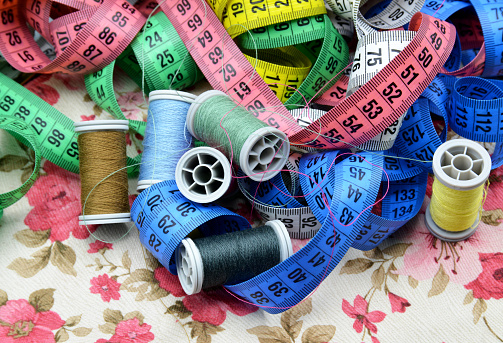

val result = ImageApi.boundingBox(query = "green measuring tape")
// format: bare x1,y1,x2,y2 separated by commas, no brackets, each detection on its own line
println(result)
237,15,326,50
0,115,41,211
85,12,203,121
0,73,81,174
285,15,349,108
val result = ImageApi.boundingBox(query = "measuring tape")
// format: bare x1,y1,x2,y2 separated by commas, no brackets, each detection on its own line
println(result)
347,30,414,150
464,0,503,77
449,76,503,169
423,0,503,77
289,13,456,148
0,0,146,74
236,14,326,50
393,78,449,171
420,0,485,76
160,0,300,134
237,157,322,240
324,0,424,37
349,151,427,250
314,74,349,107
130,180,252,274
85,11,202,125
354,0,425,38
243,46,313,104
84,61,146,136
0,115,41,211
131,151,382,313
230,150,383,312
212,0,327,38
162,0,456,149
128,11,202,91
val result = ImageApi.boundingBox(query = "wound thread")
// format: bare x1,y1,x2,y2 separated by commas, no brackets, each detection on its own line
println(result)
176,220,292,294
430,179,486,232
138,90,196,191
75,120,131,225
425,139,492,242
187,90,290,181
197,225,281,289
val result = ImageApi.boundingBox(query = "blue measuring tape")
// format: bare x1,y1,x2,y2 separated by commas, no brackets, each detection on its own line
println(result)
130,180,251,274
352,164,427,250
298,149,426,250
449,76,503,169
394,77,449,172
132,151,382,313
422,0,503,77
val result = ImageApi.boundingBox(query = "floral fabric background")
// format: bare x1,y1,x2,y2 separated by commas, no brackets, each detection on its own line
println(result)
0,71,503,343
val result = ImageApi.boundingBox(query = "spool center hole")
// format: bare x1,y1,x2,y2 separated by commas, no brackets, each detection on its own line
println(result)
193,165,213,185
452,154,473,171
259,146,275,165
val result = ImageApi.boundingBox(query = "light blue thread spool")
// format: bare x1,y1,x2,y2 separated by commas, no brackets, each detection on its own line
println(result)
137,90,197,192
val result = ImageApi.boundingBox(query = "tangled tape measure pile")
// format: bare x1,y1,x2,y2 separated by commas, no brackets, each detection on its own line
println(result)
0,0,502,313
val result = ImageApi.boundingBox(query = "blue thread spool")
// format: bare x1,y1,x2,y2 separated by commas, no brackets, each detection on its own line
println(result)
137,90,197,192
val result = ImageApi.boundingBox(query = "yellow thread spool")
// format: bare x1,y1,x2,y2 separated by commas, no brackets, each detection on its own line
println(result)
75,120,131,225
425,139,491,242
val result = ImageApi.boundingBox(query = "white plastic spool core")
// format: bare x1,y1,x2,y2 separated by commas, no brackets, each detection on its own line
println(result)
74,120,131,225
137,91,197,192
186,90,290,182
175,147,232,203
175,219,293,295
425,139,491,242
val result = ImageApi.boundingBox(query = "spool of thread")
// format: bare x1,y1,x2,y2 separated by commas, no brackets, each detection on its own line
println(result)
186,90,290,181
425,139,491,242
74,120,131,225
175,220,293,294
137,90,197,192
175,146,233,203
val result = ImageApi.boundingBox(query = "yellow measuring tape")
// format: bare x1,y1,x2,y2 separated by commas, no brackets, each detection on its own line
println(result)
212,0,327,37
244,46,312,103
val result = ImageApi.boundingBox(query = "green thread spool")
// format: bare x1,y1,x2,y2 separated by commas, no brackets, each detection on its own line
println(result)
186,90,290,181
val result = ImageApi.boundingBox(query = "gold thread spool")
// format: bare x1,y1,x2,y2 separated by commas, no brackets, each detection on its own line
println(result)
425,139,492,242
75,120,131,225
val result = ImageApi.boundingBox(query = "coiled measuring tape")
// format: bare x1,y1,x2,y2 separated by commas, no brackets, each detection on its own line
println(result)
0,73,142,176
84,11,202,124
131,150,383,313
393,77,449,171
0,0,145,74
163,0,456,149
130,180,252,274
212,0,327,38
0,115,41,211
449,76,503,169
347,151,427,250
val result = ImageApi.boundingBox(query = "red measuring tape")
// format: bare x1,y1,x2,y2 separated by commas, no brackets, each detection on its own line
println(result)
0,0,145,74
160,1,455,150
